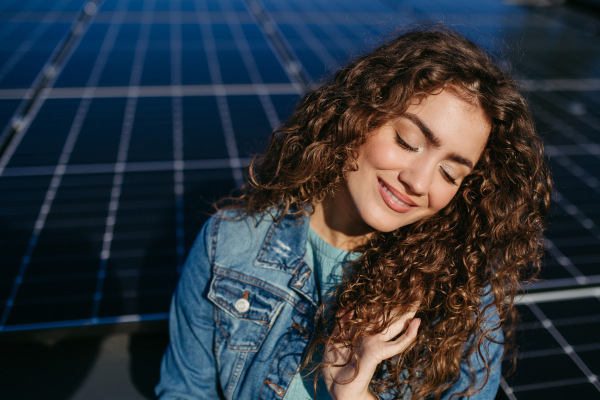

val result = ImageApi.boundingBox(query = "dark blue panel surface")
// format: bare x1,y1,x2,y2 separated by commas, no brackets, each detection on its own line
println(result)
181,24,211,84
97,24,141,87
227,94,272,157
68,97,128,165
0,99,21,132
54,24,110,87
6,99,82,167
182,96,229,160
127,97,173,162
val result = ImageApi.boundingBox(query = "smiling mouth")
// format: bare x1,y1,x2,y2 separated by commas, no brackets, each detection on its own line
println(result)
378,179,416,210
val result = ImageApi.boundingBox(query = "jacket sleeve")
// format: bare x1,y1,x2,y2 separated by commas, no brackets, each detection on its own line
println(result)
439,292,504,400
156,217,223,400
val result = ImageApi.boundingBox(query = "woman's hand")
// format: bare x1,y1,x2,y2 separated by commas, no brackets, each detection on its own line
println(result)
322,310,421,400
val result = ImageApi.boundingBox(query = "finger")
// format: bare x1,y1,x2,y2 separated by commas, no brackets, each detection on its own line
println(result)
381,318,421,360
381,310,417,342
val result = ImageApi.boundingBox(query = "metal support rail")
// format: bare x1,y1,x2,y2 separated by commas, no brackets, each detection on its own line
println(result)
242,0,312,92
0,0,104,157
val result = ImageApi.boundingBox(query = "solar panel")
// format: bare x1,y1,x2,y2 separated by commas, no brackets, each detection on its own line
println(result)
504,296,600,399
0,0,598,398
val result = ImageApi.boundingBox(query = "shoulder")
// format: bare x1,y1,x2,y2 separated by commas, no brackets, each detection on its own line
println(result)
196,207,307,271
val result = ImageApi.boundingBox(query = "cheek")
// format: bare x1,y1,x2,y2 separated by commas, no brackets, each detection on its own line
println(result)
429,184,459,212
360,142,403,170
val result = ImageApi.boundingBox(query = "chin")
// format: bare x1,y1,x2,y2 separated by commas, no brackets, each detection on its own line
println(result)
360,208,413,233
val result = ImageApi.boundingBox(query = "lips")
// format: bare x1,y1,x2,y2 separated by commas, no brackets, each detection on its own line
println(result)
377,178,417,213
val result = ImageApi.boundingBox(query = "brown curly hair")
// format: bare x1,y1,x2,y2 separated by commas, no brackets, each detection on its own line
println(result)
222,25,551,399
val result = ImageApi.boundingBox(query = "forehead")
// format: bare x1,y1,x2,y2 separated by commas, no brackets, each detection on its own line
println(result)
404,90,491,160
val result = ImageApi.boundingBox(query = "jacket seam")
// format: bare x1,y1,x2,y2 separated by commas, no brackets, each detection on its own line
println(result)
213,274,272,322
209,214,220,263
212,266,297,307
259,327,295,399
257,217,288,268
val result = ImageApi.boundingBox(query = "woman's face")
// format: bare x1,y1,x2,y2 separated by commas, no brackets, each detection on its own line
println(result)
342,89,491,234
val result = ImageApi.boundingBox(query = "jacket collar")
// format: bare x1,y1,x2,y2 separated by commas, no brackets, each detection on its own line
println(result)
253,210,318,307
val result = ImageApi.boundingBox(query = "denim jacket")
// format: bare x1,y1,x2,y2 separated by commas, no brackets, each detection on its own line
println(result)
156,209,503,400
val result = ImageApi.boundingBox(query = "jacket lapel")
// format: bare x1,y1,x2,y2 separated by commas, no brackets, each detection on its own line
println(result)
254,212,318,307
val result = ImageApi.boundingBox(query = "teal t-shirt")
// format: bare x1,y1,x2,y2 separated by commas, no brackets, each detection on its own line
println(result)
284,227,361,400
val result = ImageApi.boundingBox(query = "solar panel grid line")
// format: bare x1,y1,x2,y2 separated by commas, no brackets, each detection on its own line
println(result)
0,0,73,85
295,0,406,74
0,80,591,101
0,157,250,177
0,99,91,329
91,0,155,320
548,144,600,156
532,100,600,160
222,0,281,131
194,0,243,187
0,0,91,160
281,13,340,77
0,82,300,99
571,342,600,353
524,78,600,92
313,20,358,53
0,0,20,11
0,0,57,47
0,0,131,327
170,0,185,271
513,346,565,360
76,7,129,92
552,191,600,241
243,0,311,89
511,376,594,393
321,0,393,37
551,148,600,191
278,1,395,81
6,0,100,104
0,90,47,175
543,237,587,285
519,286,600,304
550,313,600,328
528,275,600,291
536,91,600,135
28,157,163,177
299,0,382,36
500,378,518,400
531,94,600,151
0,311,169,332
527,303,600,391
1,3,111,164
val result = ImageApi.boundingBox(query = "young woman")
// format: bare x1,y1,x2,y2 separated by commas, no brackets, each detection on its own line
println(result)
156,26,551,400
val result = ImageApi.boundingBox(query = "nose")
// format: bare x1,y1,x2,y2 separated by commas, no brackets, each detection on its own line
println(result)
398,159,436,196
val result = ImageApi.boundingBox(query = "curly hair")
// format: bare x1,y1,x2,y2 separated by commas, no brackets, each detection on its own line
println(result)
222,25,551,399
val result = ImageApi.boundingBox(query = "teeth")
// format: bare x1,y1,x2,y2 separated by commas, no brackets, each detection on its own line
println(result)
380,181,410,207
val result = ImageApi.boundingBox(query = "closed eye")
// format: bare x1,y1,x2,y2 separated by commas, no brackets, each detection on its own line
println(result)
395,132,418,152
440,167,458,186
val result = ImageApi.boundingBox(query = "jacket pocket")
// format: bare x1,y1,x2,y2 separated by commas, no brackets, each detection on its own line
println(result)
208,269,285,351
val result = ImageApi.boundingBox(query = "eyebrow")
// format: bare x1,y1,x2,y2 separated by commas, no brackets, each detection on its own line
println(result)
403,113,474,170
448,153,474,171
404,114,441,148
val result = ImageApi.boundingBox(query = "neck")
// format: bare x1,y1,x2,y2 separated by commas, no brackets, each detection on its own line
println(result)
310,185,375,251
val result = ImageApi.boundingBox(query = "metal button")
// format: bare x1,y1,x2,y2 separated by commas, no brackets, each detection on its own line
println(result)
235,298,250,313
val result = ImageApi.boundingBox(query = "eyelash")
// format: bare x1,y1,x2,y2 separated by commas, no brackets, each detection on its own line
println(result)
394,133,418,152
440,167,458,186
395,133,458,186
